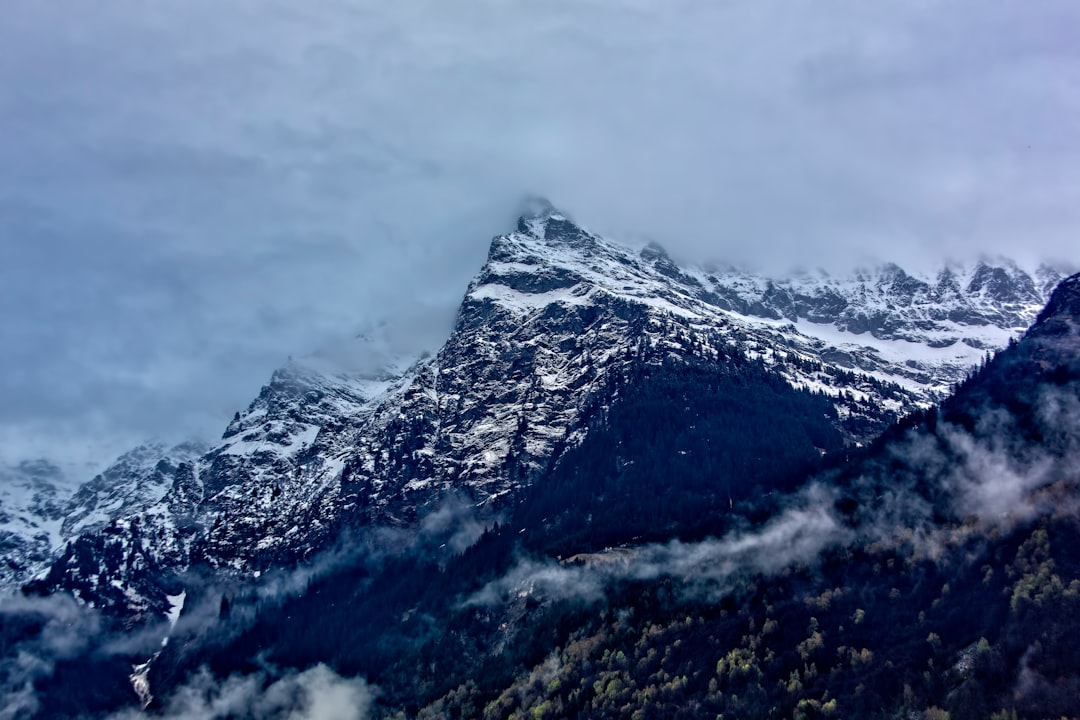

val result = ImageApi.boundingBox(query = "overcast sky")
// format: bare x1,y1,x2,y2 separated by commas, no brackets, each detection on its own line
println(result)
1,0,1078,472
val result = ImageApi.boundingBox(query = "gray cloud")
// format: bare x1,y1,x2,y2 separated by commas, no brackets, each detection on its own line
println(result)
905,386,1080,528
2,0,1079,466
418,493,490,555
0,594,102,719
466,484,850,606
109,664,374,720
0,518,406,717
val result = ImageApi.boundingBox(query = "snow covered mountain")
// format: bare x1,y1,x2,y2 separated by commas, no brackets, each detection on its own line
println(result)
23,202,1068,619
60,441,208,541
0,442,205,596
0,459,69,592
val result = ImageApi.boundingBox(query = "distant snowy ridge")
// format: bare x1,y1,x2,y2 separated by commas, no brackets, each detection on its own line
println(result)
0,441,205,595
0,459,69,593
478,206,1063,407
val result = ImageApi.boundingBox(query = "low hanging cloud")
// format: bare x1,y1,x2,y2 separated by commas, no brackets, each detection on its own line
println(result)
467,483,850,606
0,493,485,720
0,558,381,720
0,594,103,720
109,665,374,720
417,492,490,555
885,385,1080,531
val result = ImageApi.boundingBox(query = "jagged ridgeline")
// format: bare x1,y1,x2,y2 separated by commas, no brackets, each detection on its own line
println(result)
3,204,1076,719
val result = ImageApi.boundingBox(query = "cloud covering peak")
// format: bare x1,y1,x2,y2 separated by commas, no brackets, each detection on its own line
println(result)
1,0,1078,464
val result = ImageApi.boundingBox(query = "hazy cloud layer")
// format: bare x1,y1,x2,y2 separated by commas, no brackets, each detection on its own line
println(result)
2,0,1079,465
467,486,849,606
109,665,373,720
0,594,102,719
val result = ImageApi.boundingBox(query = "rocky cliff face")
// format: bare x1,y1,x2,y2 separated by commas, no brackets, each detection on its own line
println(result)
17,203,1066,620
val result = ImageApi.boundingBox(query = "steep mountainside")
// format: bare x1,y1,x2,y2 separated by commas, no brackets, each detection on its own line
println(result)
140,271,1080,720
25,204,1063,621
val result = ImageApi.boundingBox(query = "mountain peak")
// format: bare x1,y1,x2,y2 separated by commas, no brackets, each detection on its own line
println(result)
513,196,592,246
516,195,561,221
515,196,561,235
